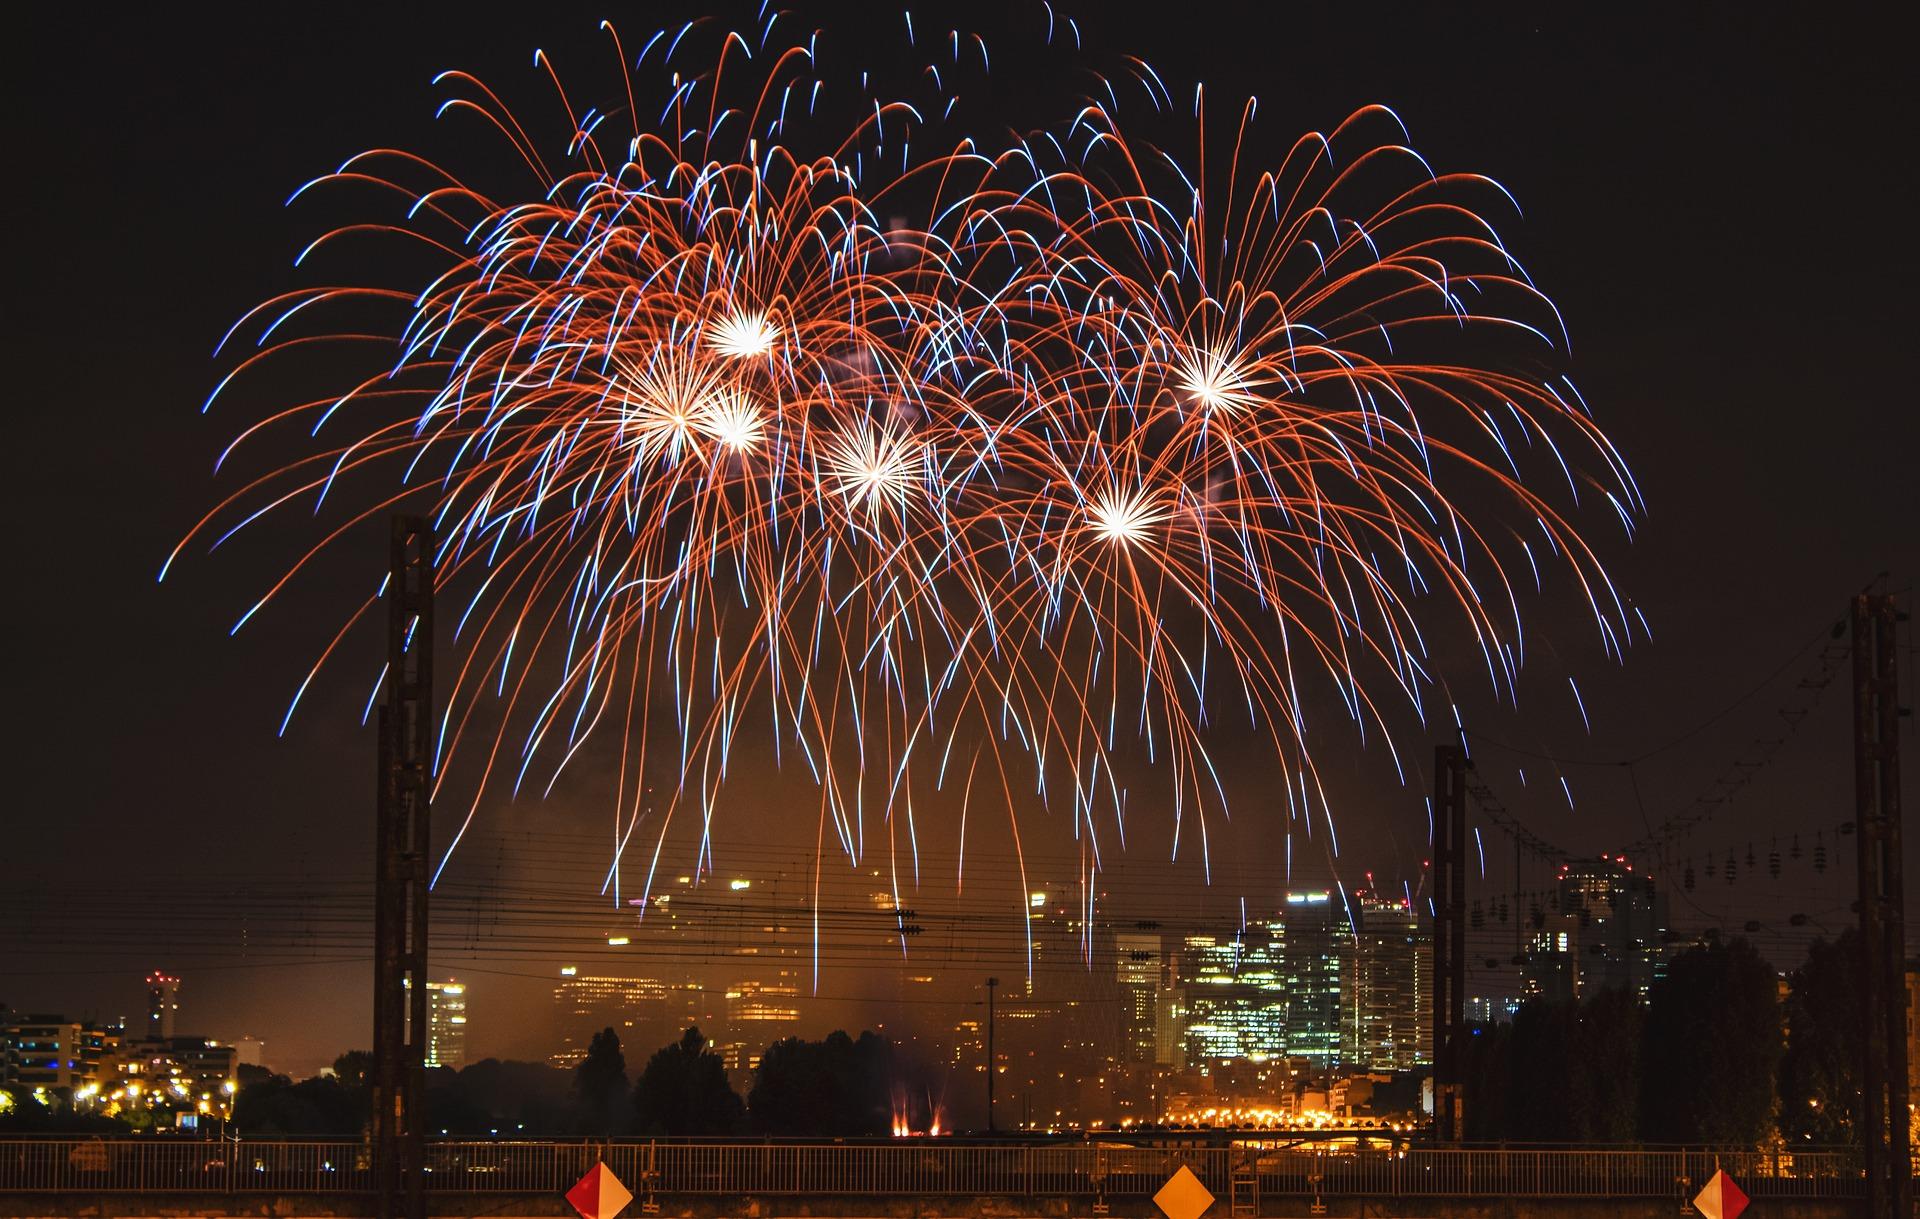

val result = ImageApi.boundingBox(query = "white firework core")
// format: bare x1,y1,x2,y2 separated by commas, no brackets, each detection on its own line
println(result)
708,309,779,358
1088,488,1162,546
1175,348,1256,413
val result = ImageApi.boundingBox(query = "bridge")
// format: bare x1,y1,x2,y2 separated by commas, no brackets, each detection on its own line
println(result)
0,1137,1875,1218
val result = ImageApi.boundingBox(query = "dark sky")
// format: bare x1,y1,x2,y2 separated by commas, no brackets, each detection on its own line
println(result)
7,3,1915,1076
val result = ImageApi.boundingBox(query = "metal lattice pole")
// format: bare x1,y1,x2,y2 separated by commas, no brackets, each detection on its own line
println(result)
1431,743,1468,1142
373,517,433,1219
1853,593,1907,1219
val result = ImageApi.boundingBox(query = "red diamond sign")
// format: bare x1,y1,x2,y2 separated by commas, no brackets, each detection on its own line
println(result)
1692,1168,1749,1219
567,1162,634,1219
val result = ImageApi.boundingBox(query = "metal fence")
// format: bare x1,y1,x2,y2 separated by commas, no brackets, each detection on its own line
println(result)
0,1137,1867,1198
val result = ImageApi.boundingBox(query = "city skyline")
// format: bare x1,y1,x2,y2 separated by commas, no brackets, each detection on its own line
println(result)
0,829,1871,1081
4,860,1666,1128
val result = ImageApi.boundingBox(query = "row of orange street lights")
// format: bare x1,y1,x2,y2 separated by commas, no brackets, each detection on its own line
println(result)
72,1075,238,1127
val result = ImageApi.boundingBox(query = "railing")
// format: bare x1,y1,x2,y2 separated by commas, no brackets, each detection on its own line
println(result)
0,1137,1868,1198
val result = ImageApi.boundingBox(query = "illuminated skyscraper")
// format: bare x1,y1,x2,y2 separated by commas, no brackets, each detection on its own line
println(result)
1464,995,1518,1025
726,973,802,1025
1020,889,1086,997
426,980,468,1069
1521,913,1581,1004
1178,929,1284,1063
550,969,711,1067
1171,894,1358,1067
400,977,470,1068
1114,933,1164,1065
1274,892,1349,1065
553,970,663,1067
145,972,180,1041
1555,858,1667,1001
1343,897,1431,1070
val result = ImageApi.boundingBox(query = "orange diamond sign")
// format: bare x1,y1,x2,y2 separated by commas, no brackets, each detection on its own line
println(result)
567,1162,634,1219
1153,1164,1215,1219
1692,1168,1749,1219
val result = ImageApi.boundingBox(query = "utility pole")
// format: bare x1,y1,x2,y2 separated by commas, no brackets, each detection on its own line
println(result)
1431,743,1467,1143
1853,592,1908,1219
985,976,998,1134
373,517,433,1219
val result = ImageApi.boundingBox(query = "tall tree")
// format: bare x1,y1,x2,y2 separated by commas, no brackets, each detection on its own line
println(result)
1777,930,1863,1144
232,1074,365,1134
632,1027,745,1135
573,1027,629,1134
1459,1020,1513,1141
1640,937,1781,1145
450,1058,575,1133
1468,990,1643,1143
1568,987,1643,1143
1505,999,1577,1142
331,1050,374,1092
749,1030,896,1135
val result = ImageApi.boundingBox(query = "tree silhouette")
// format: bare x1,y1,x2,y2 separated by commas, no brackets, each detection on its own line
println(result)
573,1027,629,1134
1640,936,1781,1145
446,1058,574,1133
1567,987,1642,1143
632,1026,745,1135
227,1049,373,1135
1505,998,1577,1142
1459,1021,1513,1141
749,1030,896,1135
1462,989,1642,1143
231,1073,364,1134
330,1050,374,1092
1778,929,1863,1144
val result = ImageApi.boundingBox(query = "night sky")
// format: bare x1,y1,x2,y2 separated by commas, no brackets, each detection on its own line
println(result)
8,3,1915,1076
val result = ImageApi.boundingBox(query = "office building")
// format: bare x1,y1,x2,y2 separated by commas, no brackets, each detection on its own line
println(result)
2,1016,122,1093
552,970,665,1067
1342,897,1431,1070
427,980,468,1069
1178,928,1285,1063
1465,995,1519,1025
1274,892,1350,1066
993,993,1107,1131
551,969,712,1068
399,977,471,1069
145,972,180,1041
120,1036,238,1102
1520,858,1667,1004
1556,857,1667,1001
726,974,803,1026
714,1039,762,1094
1114,932,1165,1065
1170,893,1357,1069
1521,912,1582,1003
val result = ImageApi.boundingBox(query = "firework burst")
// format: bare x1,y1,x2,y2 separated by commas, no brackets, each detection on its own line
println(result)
171,11,1641,952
